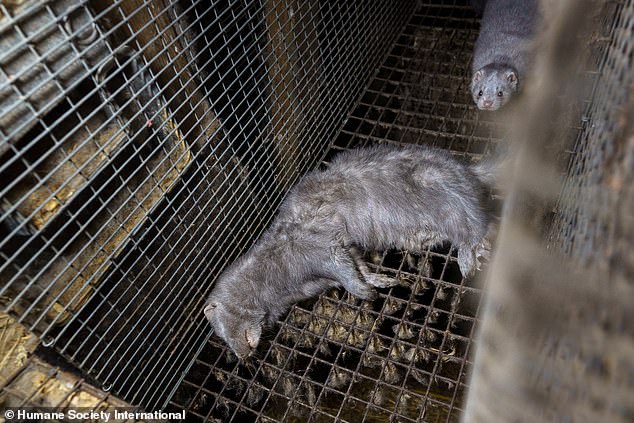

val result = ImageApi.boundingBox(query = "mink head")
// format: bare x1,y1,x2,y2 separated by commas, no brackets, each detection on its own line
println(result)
471,64,519,111
204,258,267,359
204,298,265,359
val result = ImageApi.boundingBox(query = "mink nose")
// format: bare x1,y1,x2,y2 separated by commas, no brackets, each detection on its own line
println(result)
482,99,494,108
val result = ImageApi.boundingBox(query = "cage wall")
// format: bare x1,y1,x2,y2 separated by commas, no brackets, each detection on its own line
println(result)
0,0,414,410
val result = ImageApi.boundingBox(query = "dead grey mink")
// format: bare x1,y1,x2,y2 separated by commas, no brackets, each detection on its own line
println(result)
471,0,539,110
205,144,495,358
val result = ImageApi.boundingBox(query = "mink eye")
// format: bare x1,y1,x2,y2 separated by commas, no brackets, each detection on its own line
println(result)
478,90,483,97
497,91,503,97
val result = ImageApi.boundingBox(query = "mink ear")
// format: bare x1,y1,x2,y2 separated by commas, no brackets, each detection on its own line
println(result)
204,302,217,322
473,70,483,82
245,324,263,349
506,71,518,83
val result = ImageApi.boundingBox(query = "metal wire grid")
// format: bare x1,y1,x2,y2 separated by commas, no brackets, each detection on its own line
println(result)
334,2,499,158
168,3,502,422
2,356,151,422
1,0,414,411
549,0,633,261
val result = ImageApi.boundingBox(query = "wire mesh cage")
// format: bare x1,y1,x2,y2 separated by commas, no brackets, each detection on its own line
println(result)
165,3,504,422
1,0,417,412
1,0,632,422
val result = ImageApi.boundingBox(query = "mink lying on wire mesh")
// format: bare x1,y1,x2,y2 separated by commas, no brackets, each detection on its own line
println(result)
205,144,496,358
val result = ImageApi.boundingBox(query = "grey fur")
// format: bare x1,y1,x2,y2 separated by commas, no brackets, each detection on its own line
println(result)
205,144,494,358
471,0,539,110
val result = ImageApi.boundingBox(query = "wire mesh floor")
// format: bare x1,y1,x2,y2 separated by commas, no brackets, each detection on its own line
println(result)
167,4,503,422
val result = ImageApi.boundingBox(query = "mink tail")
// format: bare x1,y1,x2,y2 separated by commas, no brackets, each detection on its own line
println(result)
470,139,514,186
470,156,500,186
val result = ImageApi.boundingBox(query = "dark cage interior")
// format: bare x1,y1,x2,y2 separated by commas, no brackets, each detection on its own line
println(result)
1,0,632,422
